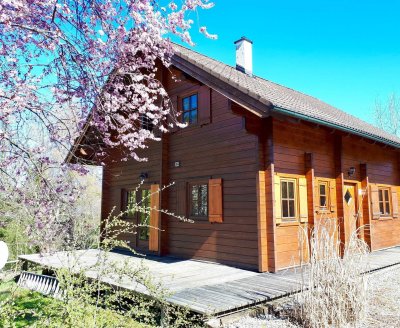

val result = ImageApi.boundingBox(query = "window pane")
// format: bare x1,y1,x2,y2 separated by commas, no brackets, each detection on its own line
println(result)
127,191,136,216
191,186,199,216
200,185,208,216
191,184,207,217
191,94,198,109
183,112,190,123
384,189,389,201
320,196,327,207
319,184,326,196
288,181,294,199
378,190,383,202
282,200,288,218
139,190,150,240
289,200,295,217
140,114,153,131
385,202,390,215
379,202,384,214
281,181,288,198
190,110,197,124
183,97,190,111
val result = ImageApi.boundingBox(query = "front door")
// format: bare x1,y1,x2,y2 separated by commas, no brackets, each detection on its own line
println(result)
343,183,358,243
136,189,150,251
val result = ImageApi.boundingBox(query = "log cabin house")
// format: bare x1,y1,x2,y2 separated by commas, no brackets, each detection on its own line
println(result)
68,37,400,272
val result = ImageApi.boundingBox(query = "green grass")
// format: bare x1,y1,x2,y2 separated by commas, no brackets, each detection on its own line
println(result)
0,279,54,327
0,279,149,327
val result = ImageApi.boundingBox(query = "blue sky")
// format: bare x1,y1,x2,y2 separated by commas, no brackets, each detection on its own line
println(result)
174,0,400,124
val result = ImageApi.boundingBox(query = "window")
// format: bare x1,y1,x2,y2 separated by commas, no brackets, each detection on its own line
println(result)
378,188,391,216
140,114,153,131
281,179,296,219
319,182,328,208
126,190,136,217
182,94,198,125
138,189,150,240
190,184,208,217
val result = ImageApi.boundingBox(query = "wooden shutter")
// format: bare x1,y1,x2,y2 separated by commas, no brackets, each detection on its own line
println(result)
176,181,187,217
299,177,308,223
329,180,336,212
274,175,282,224
149,184,160,252
209,178,223,223
198,86,211,125
391,188,399,218
370,184,380,219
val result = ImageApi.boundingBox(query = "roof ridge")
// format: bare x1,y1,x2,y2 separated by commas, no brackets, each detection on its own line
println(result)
173,42,339,110
171,41,400,147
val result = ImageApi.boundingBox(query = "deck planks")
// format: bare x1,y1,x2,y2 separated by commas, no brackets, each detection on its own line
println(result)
19,246,400,315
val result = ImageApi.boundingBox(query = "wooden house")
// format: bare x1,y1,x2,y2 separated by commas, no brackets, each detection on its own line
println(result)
68,38,400,272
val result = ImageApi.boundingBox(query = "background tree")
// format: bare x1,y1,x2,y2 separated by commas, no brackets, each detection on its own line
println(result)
374,92,400,137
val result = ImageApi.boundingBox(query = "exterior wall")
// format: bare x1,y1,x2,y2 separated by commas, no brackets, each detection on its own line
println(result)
100,67,259,270
342,136,400,251
98,68,400,273
165,70,259,270
271,118,400,271
272,118,336,269
101,143,162,245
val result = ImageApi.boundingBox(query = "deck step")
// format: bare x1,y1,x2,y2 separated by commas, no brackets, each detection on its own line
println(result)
17,271,64,299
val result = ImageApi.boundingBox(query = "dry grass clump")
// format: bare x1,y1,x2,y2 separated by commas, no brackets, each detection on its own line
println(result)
294,219,370,328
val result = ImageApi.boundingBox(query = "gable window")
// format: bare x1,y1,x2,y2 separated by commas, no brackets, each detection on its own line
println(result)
182,94,198,125
281,179,296,219
378,188,391,216
319,181,328,208
190,183,208,217
140,114,154,131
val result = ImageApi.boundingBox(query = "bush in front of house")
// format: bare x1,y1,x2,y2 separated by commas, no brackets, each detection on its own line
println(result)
294,218,370,328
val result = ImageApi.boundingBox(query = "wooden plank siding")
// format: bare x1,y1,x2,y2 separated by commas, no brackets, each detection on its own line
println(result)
166,69,259,270
100,67,260,270
341,136,400,251
100,142,163,246
271,118,400,270
272,118,336,270
98,64,400,274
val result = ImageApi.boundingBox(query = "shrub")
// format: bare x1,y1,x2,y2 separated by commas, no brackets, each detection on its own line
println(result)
294,219,370,328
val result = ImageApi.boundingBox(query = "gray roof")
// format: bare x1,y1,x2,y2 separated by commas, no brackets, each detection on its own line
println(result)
173,44,400,148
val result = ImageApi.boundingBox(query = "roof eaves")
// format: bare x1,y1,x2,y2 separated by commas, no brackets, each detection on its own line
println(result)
171,55,272,117
273,105,400,149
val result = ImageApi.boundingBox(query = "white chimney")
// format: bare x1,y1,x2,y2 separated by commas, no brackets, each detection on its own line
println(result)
234,36,253,76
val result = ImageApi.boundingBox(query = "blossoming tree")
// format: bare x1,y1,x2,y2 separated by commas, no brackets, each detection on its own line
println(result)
0,0,215,250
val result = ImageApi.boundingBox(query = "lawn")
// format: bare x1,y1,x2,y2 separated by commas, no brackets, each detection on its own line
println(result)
0,279,149,328
0,279,54,327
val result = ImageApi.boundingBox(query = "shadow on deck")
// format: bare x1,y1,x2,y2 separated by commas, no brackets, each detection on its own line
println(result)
18,246,400,316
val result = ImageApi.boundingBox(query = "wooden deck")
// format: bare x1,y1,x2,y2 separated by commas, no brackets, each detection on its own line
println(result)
19,246,400,315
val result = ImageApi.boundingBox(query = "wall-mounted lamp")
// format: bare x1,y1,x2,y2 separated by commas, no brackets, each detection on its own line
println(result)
139,172,149,180
348,167,356,178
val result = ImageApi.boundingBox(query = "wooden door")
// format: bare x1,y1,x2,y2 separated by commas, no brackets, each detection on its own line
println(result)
343,183,358,243
136,189,150,251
